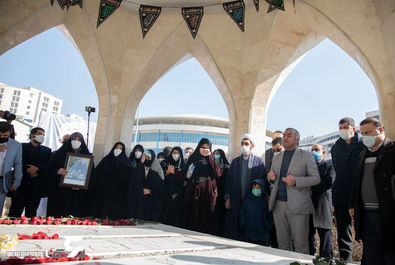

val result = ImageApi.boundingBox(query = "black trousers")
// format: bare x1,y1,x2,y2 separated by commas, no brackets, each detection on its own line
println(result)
334,205,353,262
9,188,41,218
362,210,395,265
308,215,333,258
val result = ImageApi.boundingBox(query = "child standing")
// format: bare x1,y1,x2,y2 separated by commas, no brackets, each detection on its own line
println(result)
239,179,273,246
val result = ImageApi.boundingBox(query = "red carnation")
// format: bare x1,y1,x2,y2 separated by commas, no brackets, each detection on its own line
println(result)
20,216,27,221
3,219,11,224
13,220,21,224
91,221,98,225
22,219,29,224
51,234,59,239
54,220,61,225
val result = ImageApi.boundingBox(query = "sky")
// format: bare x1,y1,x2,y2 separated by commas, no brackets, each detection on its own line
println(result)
0,27,378,138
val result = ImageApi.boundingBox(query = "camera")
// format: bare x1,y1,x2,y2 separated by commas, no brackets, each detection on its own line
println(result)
0,110,16,121
85,106,96,113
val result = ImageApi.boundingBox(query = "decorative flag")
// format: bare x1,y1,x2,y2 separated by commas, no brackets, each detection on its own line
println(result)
97,0,122,28
266,0,284,13
70,0,83,8
223,0,245,32
139,5,162,38
57,0,68,9
182,7,204,39
253,0,259,12
50,0,54,6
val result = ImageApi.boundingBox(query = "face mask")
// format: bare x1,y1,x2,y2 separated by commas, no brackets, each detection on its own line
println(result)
252,188,262,197
34,134,45,144
144,159,152,167
339,129,353,141
241,145,250,155
185,152,191,158
113,148,122,157
172,154,180,161
214,154,221,160
71,140,81,150
0,137,9,144
312,151,321,161
158,158,164,163
135,151,142,159
362,134,378,148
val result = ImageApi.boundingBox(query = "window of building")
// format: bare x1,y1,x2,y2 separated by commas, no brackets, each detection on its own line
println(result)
0,88,4,93
53,106,58,112
54,101,59,106
28,100,32,103
10,108,17,113
43,103,48,108
13,90,18,95
0,94,2,99
42,108,47,112
27,106,31,109
26,111,30,115
30,93,34,98
44,97,49,102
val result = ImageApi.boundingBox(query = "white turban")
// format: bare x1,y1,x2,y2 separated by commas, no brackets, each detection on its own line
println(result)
240,133,255,145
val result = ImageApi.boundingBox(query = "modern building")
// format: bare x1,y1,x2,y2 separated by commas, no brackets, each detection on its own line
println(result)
0,82,63,123
132,114,272,158
299,110,380,161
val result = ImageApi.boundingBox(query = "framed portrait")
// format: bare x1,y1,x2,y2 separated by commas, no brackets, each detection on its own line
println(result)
60,153,94,190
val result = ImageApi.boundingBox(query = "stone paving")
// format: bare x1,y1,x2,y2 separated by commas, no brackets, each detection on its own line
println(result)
1,222,315,264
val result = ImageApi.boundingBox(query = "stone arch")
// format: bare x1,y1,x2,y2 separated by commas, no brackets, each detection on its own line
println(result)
250,0,389,154
0,1,111,159
120,24,237,157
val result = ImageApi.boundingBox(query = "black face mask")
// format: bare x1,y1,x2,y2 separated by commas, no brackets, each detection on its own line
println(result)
144,160,153,168
0,137,9,144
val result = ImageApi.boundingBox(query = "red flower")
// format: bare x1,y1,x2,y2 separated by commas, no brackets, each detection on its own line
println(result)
65,220,72,225
51,234,59,239
71,219,78,225
22,219,29,224
91,221,98,225
3,219,11,224
0,219,3,224
31,233,39,239
20,216,28,221
45,220,53,225
13,220,21,224
53,220,61,225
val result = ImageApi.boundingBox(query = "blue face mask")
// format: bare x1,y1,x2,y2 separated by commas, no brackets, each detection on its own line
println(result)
252,188,262,197
312,151,321,161
214,154,221,160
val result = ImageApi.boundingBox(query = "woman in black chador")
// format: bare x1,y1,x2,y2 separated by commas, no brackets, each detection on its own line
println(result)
162,146,187,227
46,132,95,218
129,144,144,168
213,149,230,236
181,138,222,235
127,149,164,221
92,142,133,219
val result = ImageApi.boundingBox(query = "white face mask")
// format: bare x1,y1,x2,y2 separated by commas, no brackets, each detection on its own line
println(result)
339,129,353,141
71,140,81,150
34,134,45,144
135,151,142,159
185,152,191,158
158,158,164,163
172,154,180,161
241,145,251,155
113,148,122,157
362,130,381,148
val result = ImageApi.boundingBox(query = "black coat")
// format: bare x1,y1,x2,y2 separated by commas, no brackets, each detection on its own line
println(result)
20,142,52,198
331,135,365,206
349,138,395,251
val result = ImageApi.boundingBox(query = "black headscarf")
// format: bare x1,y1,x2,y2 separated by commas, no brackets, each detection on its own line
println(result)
129,144,144,167
187,138,212,165
101,142,131,168
214,148,230,170
167,146,187,170
157,152,167,159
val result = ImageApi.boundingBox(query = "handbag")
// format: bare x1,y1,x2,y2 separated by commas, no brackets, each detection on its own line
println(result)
5,170,15,190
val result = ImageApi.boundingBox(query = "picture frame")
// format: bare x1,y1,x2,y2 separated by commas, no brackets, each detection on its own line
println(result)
60,153,94,190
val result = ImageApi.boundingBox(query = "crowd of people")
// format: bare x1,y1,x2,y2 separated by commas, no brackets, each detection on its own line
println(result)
0,115,394,265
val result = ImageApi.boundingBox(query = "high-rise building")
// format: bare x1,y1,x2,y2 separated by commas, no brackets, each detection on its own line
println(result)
0,82,63,123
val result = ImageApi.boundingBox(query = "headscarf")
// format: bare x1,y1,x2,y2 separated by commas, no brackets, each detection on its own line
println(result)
167,146,186,170
129,144,145,167
105,142,131,167
214,148,230,170
187,138,212,165
146,149,164,180
66,132,90,154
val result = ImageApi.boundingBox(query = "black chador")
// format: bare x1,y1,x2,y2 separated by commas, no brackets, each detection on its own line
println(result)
127,149,164,221
92,142,132,219
162,146,187,227
46,132,95,218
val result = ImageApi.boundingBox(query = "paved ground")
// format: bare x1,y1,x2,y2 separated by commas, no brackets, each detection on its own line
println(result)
1,222,316,265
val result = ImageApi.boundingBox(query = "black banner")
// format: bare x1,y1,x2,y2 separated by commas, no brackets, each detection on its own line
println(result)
57,0,68,9
266,0,284,13
70,0,83,8
139,5,162,38
253,0,259,12
50,0,54,6
97,0,122,27
223,0,245,32
182,7,204,39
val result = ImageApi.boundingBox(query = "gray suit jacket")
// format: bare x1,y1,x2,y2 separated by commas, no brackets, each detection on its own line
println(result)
1,138,22,193
268,148,320,214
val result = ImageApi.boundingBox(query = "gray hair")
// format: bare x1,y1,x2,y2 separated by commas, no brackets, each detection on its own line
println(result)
285,128,300,140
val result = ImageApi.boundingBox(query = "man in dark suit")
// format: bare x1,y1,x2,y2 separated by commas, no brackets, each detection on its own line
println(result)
9,127,52,217
349,118,395,265
264,130,283,172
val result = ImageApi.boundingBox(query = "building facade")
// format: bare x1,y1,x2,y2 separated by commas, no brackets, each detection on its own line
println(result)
0,82,63,123
132,114,272,158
